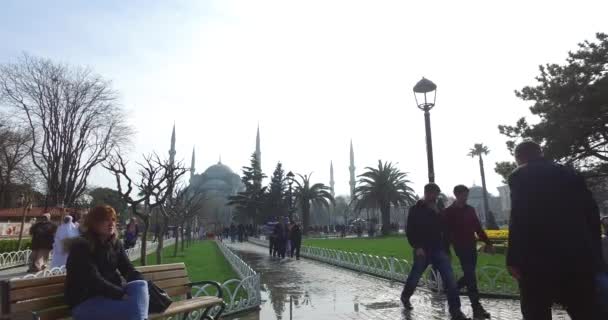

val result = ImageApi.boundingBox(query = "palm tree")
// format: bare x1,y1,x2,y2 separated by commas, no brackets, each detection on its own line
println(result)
294,174,334,235
468,143,499,230
354,160,417,236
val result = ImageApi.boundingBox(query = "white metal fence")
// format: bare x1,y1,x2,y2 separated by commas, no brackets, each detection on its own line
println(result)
204,240,261,316
10,237,176,280
248,237,518,298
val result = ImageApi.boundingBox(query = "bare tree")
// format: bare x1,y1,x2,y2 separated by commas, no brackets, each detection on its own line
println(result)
0,118,36,207
104,153,185,265
0,54,132,207
162,185,206,258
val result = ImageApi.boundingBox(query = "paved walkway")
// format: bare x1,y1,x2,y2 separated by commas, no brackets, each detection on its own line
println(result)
226,242,570,320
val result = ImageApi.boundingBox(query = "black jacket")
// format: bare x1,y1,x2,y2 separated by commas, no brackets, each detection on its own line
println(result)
290,225,302,244
507,159,603,272
406,201,447,252
65,234,143,308
30,221,57,250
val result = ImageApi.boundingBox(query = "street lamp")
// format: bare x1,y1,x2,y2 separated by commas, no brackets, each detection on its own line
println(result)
286,171,295,220
413,77,437,183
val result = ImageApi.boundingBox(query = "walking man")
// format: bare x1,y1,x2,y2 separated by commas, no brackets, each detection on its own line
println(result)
28,213,57,272
508,141,603,319
401,183,470,320
290,221,302,259
444,185,492,319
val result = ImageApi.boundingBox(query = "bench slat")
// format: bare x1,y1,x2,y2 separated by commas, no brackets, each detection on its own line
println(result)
11,283,64,302
148,296,223,319
11,295,65,313
141,269,187,282
154,277,190,290
136,263,185,274
164,286,190,298
10,275,66,290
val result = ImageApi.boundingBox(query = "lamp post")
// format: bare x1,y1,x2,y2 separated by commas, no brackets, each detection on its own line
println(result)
413,77,438,183
286,171,295,220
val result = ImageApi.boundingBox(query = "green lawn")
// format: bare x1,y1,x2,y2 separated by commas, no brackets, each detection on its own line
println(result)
135,240,238,283
303,236,506,268
303,236,517,295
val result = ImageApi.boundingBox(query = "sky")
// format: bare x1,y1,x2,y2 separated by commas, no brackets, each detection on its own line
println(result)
1,0,607,197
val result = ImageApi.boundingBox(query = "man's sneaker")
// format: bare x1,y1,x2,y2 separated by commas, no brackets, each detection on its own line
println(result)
400,296,413,310
451,311,472,320
473,305,491,319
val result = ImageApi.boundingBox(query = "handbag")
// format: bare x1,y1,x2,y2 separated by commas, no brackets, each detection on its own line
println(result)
147,280,173,313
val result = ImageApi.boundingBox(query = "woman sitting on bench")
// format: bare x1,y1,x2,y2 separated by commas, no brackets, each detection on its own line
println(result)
65,205,149,320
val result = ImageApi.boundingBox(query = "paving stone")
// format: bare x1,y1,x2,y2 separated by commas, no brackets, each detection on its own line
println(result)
227,242,570,320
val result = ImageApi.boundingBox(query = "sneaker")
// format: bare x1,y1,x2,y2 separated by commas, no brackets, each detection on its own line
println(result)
400,296,413,310
473,305,491,319
451,311,472,320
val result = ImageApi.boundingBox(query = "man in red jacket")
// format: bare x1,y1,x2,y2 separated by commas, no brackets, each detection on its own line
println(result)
444,185,493,319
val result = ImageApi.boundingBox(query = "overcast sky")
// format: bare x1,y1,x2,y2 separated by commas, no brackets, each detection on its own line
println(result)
1,0,607,197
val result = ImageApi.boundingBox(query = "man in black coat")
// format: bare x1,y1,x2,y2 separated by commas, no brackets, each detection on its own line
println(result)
507,141,603,319
28,213,57,272
289,222,302,259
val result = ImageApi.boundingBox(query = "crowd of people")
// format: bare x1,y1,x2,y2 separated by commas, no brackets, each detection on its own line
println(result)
266,217,303,260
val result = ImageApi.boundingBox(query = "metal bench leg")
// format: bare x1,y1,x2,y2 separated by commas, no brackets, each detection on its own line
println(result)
199,302,226,320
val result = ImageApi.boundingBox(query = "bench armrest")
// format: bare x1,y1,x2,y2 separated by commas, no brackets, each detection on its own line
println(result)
187,281,223,299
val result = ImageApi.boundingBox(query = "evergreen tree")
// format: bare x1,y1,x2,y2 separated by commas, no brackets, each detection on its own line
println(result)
265,162,287,219
227,153,267,224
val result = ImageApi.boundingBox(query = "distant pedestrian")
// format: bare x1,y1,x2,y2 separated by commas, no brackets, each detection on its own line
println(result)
230,224,237,243
51,215,80,268
507,141,603,319
124,218,139,249
28,213,57,272
444,185,493,319
289,222,302,259
401,183,470,320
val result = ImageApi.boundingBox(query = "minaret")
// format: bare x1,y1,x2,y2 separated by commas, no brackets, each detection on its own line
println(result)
190,146,195,181
255,124,261,169
330,161,335,197
349,140,356,199
169,123,176,167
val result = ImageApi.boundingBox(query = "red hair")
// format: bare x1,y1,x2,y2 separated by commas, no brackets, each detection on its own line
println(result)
85,205,117,233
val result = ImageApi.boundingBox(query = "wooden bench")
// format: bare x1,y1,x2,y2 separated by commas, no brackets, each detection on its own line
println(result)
0,262,226,320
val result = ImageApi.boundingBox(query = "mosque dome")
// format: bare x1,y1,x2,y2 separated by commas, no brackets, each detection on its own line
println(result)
202,163,236,179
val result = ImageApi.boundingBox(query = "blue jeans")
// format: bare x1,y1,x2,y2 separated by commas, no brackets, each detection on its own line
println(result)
455,246,480,306
596,272,608,317
401,249,462,315
73,280,149,320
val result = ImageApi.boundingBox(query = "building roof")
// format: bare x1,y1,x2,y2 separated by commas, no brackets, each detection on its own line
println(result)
0,207,83,219
202,163,237,179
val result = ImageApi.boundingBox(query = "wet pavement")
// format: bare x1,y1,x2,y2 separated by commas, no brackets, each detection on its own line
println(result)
226,242,570,320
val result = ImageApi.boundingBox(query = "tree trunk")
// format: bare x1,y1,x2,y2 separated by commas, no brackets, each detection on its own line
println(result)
479,155,499,230
156,216,168,265
17,205,28,250
173,226,179,257
180,223,185,252
380,203,391,236
139,216,149,266
302,202,310,235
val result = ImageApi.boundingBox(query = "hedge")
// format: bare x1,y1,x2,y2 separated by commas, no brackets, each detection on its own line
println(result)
0,238,32,253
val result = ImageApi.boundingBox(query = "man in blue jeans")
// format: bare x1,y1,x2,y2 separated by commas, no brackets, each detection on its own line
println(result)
444,185,493,319
401,183,470,320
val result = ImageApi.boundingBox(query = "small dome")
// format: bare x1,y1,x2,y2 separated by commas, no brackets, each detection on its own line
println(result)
202,163,236,179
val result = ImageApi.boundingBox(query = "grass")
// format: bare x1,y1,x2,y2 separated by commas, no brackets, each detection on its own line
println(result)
303,236,517,295
134,240,239,283
303,236,506,268
134,240,250,303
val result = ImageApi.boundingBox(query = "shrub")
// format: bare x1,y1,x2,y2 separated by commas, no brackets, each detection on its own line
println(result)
0,238,32,253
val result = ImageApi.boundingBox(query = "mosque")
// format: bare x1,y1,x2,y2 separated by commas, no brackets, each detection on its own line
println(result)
166,124,359,229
